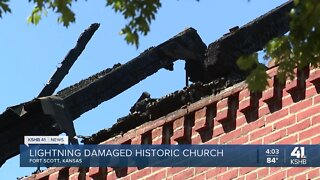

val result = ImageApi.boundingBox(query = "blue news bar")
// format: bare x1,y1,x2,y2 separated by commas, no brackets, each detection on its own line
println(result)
20,145,320,167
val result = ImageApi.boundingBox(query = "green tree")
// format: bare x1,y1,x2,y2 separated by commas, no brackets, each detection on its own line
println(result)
0,0,319,91
238,0,320,92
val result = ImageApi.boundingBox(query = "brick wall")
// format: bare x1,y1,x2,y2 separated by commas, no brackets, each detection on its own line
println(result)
26,65,320,179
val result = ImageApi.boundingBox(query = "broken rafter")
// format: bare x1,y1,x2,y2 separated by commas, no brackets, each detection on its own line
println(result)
38,23,100,97
0,28,206,166
190,0,294,83
59,28,206,120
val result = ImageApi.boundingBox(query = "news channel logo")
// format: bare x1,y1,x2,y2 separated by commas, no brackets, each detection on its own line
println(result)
290,146,307,165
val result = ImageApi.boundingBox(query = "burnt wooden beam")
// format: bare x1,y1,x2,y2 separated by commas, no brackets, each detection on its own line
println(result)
0,28,206,166
60,28,206,120
38,23,100,97
195,0,294,83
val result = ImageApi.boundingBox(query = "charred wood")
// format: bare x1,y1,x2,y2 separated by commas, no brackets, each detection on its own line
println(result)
38,23,100,97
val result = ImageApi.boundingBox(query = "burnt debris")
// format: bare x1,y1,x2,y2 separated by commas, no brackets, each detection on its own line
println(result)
59,28,207,120
193,0,293,83
130,92,154,114
0,1,293,167
84,73,245,144
38,23,100,97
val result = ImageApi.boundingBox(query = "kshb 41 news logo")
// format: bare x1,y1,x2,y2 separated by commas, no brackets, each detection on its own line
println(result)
290,147,307,165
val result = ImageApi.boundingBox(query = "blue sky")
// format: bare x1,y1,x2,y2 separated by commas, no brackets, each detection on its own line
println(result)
0,0,287,179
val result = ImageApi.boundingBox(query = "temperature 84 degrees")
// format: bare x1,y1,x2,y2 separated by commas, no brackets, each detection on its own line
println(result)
266,157,279,164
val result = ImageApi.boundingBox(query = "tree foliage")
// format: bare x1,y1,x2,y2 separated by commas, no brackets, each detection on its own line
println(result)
237,0,320,91
0,0,161,48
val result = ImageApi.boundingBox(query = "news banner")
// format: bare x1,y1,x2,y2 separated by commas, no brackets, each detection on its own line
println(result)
20,136,320,167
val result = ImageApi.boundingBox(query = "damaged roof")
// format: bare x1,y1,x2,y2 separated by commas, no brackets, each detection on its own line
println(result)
0,0,293,166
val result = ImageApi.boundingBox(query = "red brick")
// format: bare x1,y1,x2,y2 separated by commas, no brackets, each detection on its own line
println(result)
311,135,320,144
151,167,163,173
259,106,270,117
263,129,286,144
233,176,245,180
195,108,206,120
287,119,311,135
265,108,289,124
276,135,297,144
193,118,206,131
262,88,274,101
213,125,224,137
173,117,184,130
194,167,209,174
285,78,297,91
145,169,166,180
306,86,318,98
266,170,286,180
152,127,163,139
173,168,194,180
207,138,219,144
217,169,238,180
295,173,307,180
312,114,320,125
216,109,228,122
239,167,256,175
285,177,294,180
220,128,242,144
120,175,130,180
88,167,100,178
48,172,58,180
69,167,79,175
239,89,250,101
189,173,206,180
314,94,320,104
152,137,162,144
229,135,249,144
127,167,136,174
297,104,320,121
217,98,228,109
269,167,281,174
250,138,263,144
257,168,269,179
241,118,265,135
191,133,202,144
273,115,296,130
245,172,257,180
171,127,184,142
287,167,309,177
308,68,320,81
239,98,250,110
282,95,294,108
132,135,142,144
289,98,313,114
236,116,247,128
167,167,185,176
299,124,320,141
308,168,320,179
69,173,80,180
130,168,151,180
299,139,311,144
250,126,273,141
205,168,227,178
267,66,279,77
